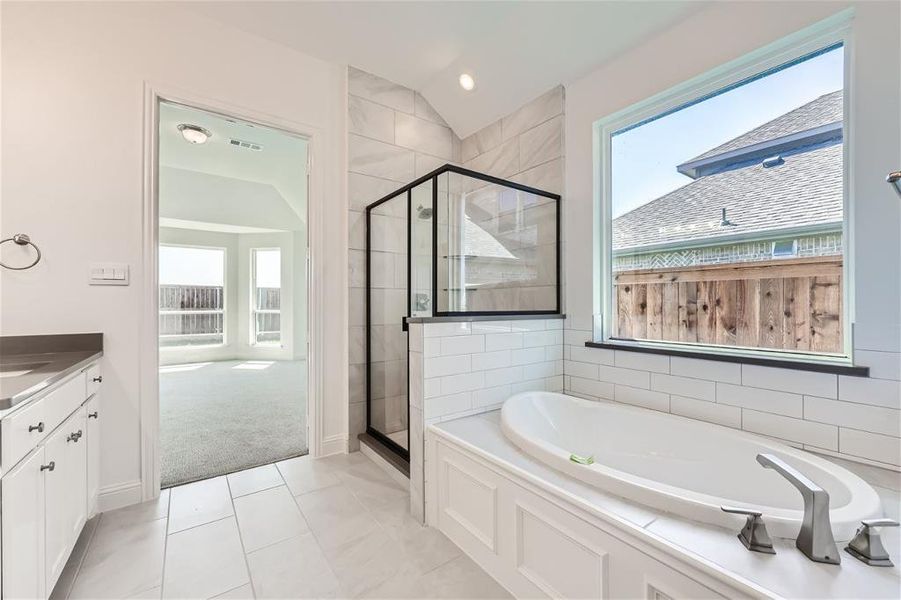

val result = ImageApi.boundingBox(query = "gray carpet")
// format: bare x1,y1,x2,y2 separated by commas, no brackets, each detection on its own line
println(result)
160,359,307,488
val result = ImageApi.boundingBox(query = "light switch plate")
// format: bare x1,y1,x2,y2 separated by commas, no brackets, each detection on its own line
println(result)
89,263,130,286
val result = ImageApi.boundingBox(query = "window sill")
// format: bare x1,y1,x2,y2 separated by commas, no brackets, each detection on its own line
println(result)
585,340,869,377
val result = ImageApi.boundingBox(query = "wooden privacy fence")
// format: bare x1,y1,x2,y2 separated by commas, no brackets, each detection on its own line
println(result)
613,256,843,353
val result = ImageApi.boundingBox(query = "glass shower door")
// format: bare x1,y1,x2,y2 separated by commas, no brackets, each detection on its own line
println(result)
367,191,409,455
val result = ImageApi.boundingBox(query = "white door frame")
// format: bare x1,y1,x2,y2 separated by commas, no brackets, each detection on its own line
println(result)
141,83,326,500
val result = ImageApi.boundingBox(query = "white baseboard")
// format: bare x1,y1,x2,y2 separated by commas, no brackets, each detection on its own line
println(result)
318,435,346,457
97,479,144,513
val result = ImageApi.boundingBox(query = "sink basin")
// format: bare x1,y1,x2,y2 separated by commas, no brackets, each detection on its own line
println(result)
0,362,50,378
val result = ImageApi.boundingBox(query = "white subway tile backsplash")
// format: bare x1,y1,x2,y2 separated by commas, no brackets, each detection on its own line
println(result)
854,350,901,381
804,396,901,437
545,345,564,361
742,410,838,450
511,379,547,394
596,365,650,389
423,337,440,357
545,320,564,330
546,375,564,392
485,332,524,351
717,383,802,418
484,366,524,387
473,384,511,409
440,334,485,356
529,361,558,378
424,392,472,420
440,372,485,395
839,429,901,466
424,377,440,399
423,322,471,337
651,373,716,402
423,354,470,378
614,351,670,374
670,396,741,428
614,385,670,412
741,364,836,398
511,347,546,366
472,350,512,371
569,345,615,365
670,357,741,384
838,376,901,409
509,319,550,332
564,329,592,346
471,320,512,334
563,360,599,380
523,330,563,348
569,377,614,400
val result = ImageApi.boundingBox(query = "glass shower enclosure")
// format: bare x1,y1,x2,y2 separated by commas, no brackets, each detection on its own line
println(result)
365,165,560,460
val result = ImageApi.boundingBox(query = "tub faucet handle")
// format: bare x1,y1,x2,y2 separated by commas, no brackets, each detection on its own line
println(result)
721,506,776,554
845,518,899,567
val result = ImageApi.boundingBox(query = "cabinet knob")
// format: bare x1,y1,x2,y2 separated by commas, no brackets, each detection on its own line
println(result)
40,461,55,472
67,430,83,443
92,375,103,383
88,411,99,419
29,422,45,433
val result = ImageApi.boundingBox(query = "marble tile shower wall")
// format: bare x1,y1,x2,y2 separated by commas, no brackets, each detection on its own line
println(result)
347,67,463,450
562,316,901,468
409,318,565,521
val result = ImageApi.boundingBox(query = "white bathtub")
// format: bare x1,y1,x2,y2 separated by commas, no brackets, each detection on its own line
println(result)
500,391,882,540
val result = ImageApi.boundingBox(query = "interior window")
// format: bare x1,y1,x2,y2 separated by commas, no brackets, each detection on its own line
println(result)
159,246,226,347
606,44,845,356
252,248,282,345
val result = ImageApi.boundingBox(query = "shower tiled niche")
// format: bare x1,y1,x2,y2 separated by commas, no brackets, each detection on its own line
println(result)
365,164,561,460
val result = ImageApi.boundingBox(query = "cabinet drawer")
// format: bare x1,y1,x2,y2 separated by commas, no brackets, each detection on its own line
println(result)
42,372,87,443
1,372,86,472
85,363,102,398
2,395,48,472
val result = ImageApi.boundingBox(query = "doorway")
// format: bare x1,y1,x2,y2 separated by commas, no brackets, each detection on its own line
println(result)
156,101,309,488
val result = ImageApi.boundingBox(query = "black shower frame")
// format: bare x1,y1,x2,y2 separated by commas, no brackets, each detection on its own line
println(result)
364,163,562,461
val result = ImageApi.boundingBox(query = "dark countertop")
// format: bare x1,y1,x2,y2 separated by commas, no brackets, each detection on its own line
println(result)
0,333,103,412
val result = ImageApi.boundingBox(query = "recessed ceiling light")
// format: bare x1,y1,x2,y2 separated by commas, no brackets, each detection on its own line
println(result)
458,73,475,91
177,124,211,144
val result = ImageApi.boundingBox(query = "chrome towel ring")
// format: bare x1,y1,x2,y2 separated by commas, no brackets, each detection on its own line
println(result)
0,233,42,270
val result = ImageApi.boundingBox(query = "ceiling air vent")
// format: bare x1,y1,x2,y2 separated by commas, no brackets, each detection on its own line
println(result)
229,138,263,152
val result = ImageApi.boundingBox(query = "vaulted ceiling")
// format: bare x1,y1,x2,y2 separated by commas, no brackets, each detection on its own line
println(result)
184,1,705,137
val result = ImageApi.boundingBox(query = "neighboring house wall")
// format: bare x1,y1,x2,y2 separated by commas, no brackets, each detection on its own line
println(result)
347,67,462,450
564,1,901,468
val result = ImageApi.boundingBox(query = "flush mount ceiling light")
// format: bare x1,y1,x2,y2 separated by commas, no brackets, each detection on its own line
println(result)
458,73,475,91
177,123,211,144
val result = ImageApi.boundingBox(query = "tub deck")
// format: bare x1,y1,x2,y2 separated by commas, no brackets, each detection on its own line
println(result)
429,410,901,599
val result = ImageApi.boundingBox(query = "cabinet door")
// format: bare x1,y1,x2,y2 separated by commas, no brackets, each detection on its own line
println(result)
1,447,47,600
86,395,100,517
44,410,88,594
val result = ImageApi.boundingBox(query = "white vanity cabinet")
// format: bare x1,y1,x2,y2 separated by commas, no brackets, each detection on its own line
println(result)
0,361,101,600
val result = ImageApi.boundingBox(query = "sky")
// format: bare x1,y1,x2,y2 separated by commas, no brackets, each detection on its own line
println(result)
159,246,281,288
159,246,224,286
611,45,844,218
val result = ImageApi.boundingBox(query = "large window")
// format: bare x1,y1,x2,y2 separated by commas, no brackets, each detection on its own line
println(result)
600,40,847,359
252,248,281,345
159,245,226,347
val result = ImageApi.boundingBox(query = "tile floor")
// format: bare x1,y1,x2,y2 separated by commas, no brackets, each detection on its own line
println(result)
52,452,511,600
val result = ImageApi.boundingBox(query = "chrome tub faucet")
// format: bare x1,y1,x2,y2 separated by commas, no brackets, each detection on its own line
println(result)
757,453,841,564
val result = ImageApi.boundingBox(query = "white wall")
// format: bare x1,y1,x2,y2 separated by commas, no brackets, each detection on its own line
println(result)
563,2,901,467
0,2,348,505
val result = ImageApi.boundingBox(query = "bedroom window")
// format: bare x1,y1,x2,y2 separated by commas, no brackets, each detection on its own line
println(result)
251,248,282,346
598,39,848,358
159,245,226,347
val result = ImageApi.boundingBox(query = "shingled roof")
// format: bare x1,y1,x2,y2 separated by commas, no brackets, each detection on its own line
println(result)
613,91,843,252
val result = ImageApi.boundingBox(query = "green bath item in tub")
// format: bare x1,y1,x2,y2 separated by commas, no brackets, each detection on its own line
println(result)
569,453,595,465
